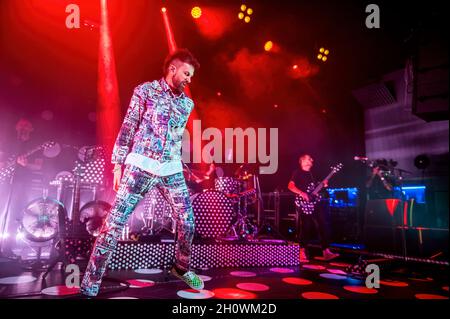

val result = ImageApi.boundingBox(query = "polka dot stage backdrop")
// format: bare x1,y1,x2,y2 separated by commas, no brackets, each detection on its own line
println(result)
108,241,300,270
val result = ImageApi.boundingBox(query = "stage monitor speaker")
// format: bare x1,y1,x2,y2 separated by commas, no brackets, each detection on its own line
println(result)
330,207,359,243
363,226,404,255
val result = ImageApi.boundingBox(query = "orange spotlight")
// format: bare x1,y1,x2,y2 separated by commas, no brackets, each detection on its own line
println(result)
317,47,330,62
264,41,273,52
191,6,202,19
239,4,253,23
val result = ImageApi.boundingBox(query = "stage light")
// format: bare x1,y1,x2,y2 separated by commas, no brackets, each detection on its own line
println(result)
292,64,298,69
191,6,202,19
239,4,253,23
264,40,273,51
317,47,330,62
161,7,166,13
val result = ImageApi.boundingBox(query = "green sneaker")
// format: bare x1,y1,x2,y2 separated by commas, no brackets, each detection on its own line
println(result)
171,267,204,290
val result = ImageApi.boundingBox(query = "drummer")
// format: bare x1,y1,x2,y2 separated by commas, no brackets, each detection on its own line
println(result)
183,162,217,193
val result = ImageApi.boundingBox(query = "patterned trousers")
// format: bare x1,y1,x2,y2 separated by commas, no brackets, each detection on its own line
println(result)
81,165,194,296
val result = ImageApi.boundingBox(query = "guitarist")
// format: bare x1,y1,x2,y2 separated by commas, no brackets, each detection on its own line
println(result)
288,154,339,262
0,118,43,257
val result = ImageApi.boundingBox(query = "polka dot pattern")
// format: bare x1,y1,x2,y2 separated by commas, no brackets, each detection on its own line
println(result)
236,283,270,292
177,289,215,299
282,277,313,285
302,292,339,299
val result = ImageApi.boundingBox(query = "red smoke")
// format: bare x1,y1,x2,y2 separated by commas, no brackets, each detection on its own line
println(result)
224,48,319,101
195,7,234,40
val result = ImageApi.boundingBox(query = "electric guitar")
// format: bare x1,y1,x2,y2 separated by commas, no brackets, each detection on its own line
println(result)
0,141,55,184
294,163,343,214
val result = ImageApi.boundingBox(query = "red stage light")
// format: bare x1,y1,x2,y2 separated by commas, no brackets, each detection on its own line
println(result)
161,7,166,13
236,282,270,292
191,7,202,19
292,64,298,70
282,277,313,285
212,288,257,299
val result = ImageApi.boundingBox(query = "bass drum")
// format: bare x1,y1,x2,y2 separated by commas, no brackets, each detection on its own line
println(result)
79,200,111,237
21,197,66,242
191,191,235,239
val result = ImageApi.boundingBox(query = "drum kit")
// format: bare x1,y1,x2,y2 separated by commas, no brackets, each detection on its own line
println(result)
10,144,261,255
134,164,260,241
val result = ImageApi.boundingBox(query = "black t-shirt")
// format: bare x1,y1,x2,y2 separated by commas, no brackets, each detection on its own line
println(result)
290,168,316,193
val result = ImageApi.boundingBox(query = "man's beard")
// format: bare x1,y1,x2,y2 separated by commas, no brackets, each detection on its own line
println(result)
173,78,186,93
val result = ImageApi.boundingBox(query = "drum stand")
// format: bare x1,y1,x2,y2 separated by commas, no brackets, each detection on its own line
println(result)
0,172,19,259
222,194,257,241
141,195,176,238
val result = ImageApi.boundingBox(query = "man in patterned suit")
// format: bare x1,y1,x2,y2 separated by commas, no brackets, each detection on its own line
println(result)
81,49,203,296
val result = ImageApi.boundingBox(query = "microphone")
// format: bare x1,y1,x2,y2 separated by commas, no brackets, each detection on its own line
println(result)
354,156,368,161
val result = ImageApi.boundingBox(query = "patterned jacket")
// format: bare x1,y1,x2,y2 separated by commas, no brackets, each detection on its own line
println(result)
111,78,194,165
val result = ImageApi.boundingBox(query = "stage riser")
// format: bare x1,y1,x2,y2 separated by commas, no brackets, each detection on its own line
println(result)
108,242,300,270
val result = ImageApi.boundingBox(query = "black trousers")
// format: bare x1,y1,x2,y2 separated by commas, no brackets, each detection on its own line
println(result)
297,201,331,251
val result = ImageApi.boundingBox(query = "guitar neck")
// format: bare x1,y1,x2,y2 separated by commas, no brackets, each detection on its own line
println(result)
7,144,44,166
311,171,337,196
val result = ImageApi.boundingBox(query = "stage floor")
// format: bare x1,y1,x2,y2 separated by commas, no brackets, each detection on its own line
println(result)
0,255,448,300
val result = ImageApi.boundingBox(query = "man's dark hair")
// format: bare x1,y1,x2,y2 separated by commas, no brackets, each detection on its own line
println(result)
163,49,200,75
298,153,312,164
